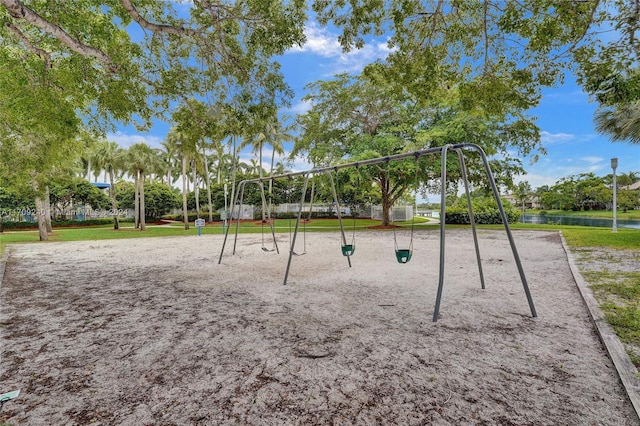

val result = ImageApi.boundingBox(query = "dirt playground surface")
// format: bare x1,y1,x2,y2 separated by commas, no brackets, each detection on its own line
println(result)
1,229,638,425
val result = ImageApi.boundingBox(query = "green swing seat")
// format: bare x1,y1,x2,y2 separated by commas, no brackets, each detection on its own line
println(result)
395,249,412,264
342,244,355,256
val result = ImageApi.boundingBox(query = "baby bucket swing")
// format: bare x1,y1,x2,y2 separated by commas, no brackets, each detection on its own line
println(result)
259,180,279,253
288,177,316,256
388,159,417,264
327,168,357,258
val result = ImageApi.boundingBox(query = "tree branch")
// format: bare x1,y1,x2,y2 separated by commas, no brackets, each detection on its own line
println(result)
4,21,51,69
483,0,489,75
119,0,196,36
551,0,601,61
1,0,114,67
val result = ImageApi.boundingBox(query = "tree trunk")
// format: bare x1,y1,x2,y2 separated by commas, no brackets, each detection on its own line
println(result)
44,186,52,233
230,136,237,216
32,180,48,241
203,147,213,222
86,159,92,181
259,142,266,222
268,149,277,214
134,173,139,228
166,166,172,187
109,168,119,230
380,172,391,226
192,158,200,218
139,169,146,231
182,155,189,230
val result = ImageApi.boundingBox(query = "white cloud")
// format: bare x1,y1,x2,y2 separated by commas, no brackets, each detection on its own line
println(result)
288,99,313,115
513,174,558,189
287,22,395,75
287,154,314,173
107,132,163,149
540,131,575,145
580,156,604,165
289,23,343,57
542,89,588,105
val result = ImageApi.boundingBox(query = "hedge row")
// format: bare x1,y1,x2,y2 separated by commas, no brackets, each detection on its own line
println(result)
254,211,338,220
444,210,520,225
161,211,347,222
162,212,222,222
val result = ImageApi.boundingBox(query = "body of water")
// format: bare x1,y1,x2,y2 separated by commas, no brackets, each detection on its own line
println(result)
519,214,640,229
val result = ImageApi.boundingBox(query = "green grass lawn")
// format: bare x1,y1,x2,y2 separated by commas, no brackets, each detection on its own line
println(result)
0,218,433,255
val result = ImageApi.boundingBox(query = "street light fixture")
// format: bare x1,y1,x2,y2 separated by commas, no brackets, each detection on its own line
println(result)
611,158,618,233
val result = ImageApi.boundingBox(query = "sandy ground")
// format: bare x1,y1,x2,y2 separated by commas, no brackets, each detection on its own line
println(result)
0,228,638,425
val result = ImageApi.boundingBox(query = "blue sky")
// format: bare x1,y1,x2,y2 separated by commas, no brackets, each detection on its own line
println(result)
107,21,640,190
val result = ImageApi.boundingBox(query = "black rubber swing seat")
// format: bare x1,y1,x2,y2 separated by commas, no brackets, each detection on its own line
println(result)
342,244,355,256
395,249,412,264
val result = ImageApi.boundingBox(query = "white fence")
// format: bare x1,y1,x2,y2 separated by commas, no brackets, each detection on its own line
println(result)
371,205,414,222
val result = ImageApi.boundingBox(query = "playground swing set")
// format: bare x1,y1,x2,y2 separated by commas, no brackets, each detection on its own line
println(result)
218,143,537,322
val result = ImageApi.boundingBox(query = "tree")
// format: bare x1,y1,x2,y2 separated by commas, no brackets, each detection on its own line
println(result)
514,181,532,212
1,1,307,240
313,0,638,115
263,116,294,214
0,0,306,125
164,128,190,229
125,143,160,231
594,100,640,145
294,67,538,225
49,176,110,219
116,181,180,219
94,139,124,229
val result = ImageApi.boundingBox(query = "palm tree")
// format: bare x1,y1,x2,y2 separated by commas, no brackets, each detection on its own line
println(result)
95,139,124,229
125,143,159,231
77,131,101,181
514,181,532,212
166,127,196,230
264,118,294,178
594,100,640,145
264,118,294,211
200,139,216,222
159,140,179,186
247,158,262,176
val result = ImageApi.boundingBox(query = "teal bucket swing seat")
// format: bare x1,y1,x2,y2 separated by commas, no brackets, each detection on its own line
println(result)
342,244,355,256
395,248,412,263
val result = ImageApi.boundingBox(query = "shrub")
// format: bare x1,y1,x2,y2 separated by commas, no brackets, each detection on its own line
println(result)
445,196,520,224
161,212,221,222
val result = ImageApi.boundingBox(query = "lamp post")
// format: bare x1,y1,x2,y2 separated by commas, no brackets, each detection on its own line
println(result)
611,158,618,233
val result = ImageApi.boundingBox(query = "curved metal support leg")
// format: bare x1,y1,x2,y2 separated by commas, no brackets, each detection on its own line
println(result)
456,149,485,290
260,181,279,254
218,180,243,264
283,173,310,285
231,182,246,255
433,144,452,322
471,145,537,318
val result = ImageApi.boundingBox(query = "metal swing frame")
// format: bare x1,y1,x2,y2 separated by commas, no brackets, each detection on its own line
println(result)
218,143,537,322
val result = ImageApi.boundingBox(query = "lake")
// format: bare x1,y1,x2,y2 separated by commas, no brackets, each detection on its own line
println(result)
519,214,640,229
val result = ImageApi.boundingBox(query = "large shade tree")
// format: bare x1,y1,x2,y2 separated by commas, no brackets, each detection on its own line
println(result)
0,0,307,239
312,0,638,112
294,66,538,225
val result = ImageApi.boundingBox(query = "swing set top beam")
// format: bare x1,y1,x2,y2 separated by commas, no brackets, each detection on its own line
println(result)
237,143,475,186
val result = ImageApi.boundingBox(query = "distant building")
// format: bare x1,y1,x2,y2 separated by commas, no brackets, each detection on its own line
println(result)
623,181,640,191
504,193,541,210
